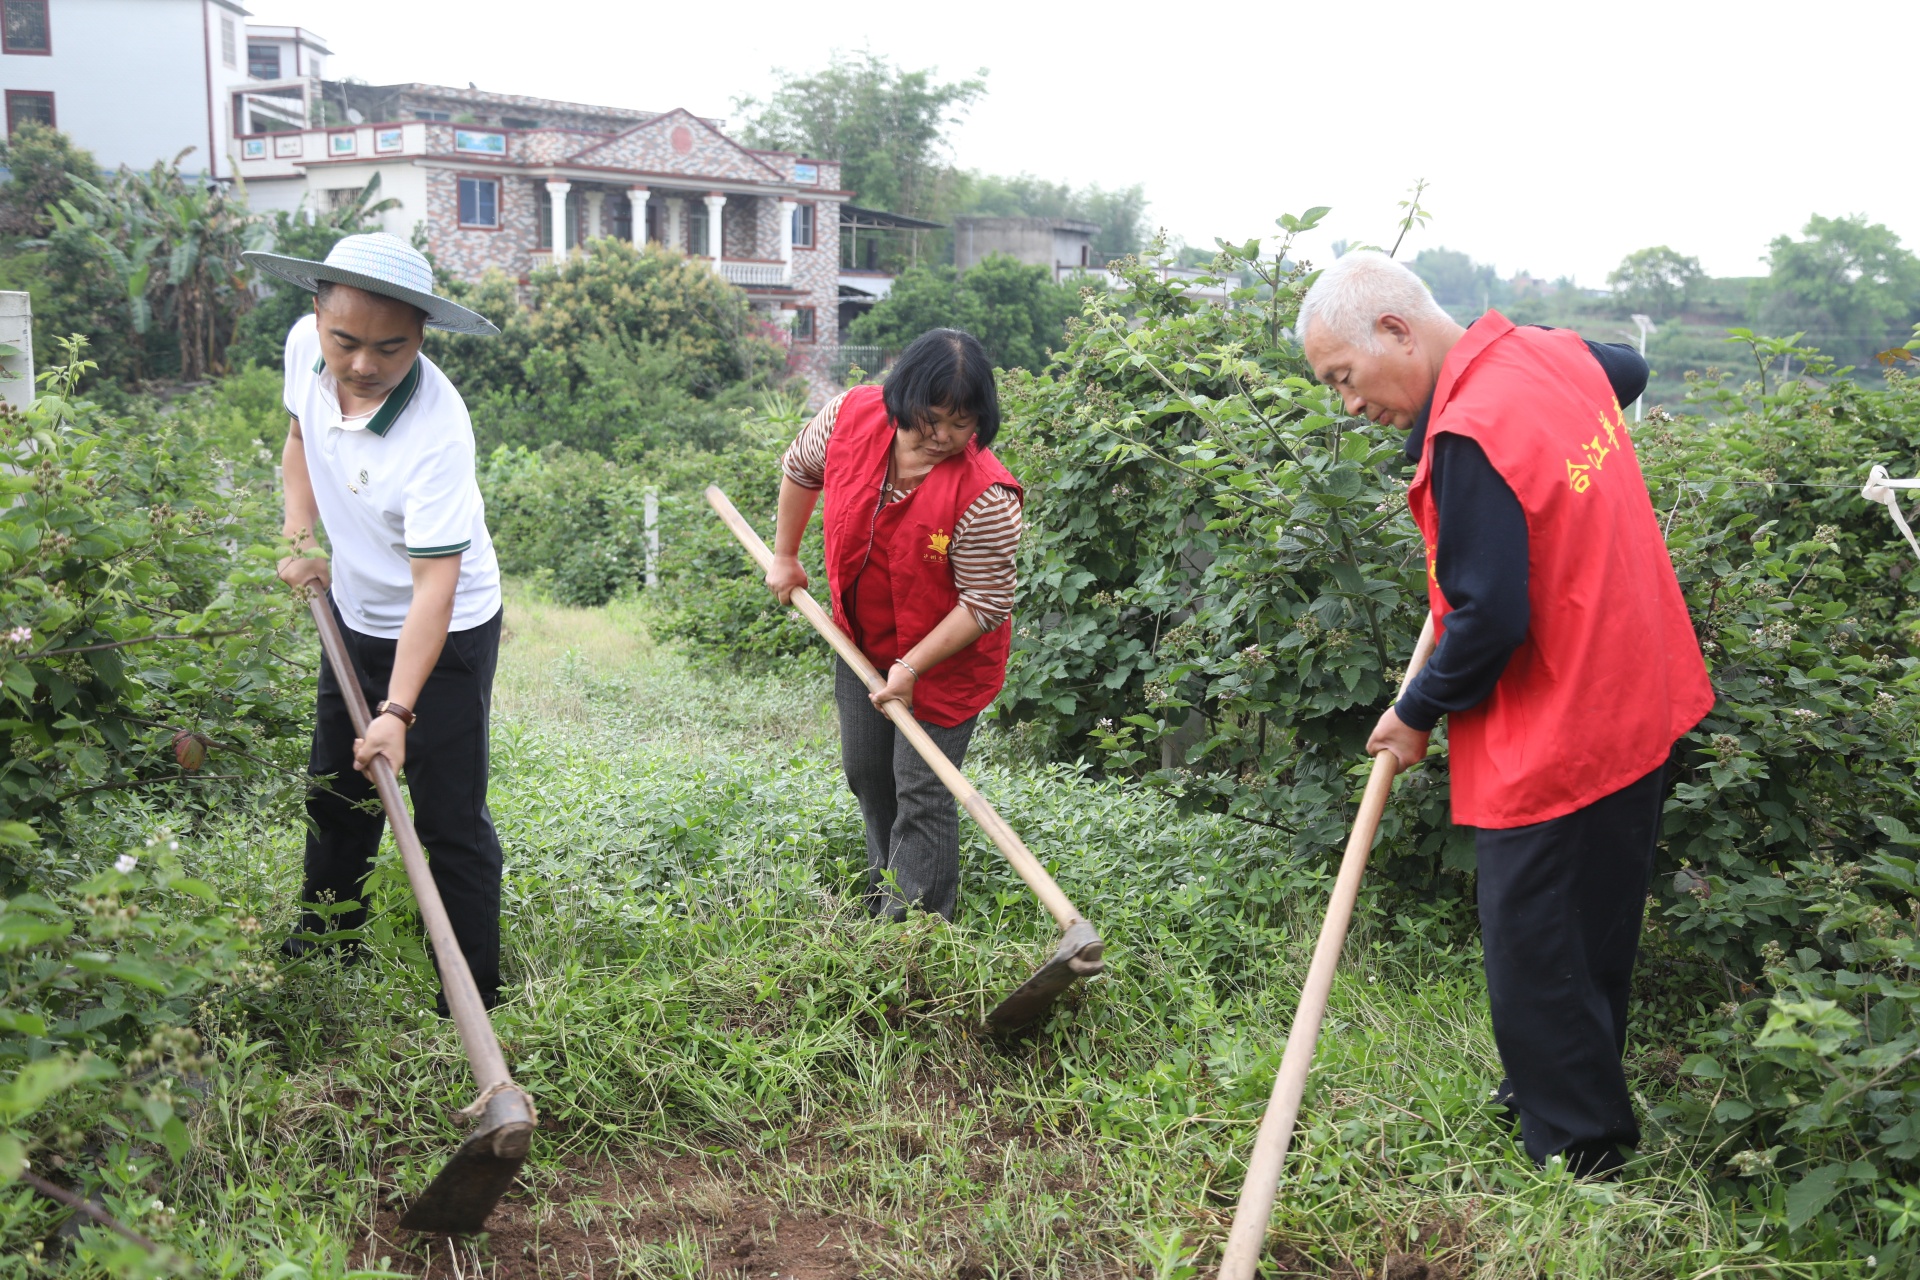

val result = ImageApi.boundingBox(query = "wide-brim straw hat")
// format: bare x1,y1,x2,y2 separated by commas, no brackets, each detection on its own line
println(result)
242,232,499,336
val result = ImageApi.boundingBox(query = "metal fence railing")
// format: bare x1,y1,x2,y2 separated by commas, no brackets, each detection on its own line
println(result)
831,344,888,385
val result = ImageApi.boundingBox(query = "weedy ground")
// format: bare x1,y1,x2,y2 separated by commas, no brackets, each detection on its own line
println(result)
54,590,1784,1278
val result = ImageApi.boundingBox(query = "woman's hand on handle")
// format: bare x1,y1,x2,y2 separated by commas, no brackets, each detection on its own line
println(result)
1365,704,1429,772
870,661,916,713
765,554,809,605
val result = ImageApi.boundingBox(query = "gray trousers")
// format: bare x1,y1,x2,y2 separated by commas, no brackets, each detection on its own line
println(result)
834,659,977,921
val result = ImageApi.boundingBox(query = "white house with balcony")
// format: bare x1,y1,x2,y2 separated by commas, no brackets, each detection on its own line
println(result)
0,0,277,178
234,81,848,387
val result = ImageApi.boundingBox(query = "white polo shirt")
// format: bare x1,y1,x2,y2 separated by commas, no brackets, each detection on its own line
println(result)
282,313,502,639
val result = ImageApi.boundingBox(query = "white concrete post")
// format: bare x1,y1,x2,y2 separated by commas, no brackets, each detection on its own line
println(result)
665,197,684,252
778,198,797,285
643,487,659,589
0,292,32,411
703,193,727,271
585,189,604,243
629,186,650,245
545,180,572,259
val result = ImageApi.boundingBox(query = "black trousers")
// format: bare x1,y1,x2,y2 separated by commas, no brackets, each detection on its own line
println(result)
1475,762,1667,1175
301,596,505,1002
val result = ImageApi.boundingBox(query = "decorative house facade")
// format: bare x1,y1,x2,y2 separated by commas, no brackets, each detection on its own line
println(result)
232,83,848,389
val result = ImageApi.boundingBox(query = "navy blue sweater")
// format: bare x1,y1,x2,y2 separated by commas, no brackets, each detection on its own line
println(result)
1393,336,1649,731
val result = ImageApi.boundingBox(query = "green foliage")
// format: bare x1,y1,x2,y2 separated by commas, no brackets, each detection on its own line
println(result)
0,339,307,868
478,406,824,667
1002,231,1920,1260
224,175,399,372
0,343,305,1256
849,254,1081,373
1608,245,1706,319
734,51,986,221
1408,246,1506,315
996,215,1446,857
35,149,263,386
0,124,98,241
429,242,787,456
1762,215,1920,369
0,841,270,1202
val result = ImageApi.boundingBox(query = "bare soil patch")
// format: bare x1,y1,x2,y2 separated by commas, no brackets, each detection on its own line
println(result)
355,1153,876,1280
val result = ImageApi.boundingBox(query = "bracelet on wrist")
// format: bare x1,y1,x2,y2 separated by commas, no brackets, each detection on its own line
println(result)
892,658,919,679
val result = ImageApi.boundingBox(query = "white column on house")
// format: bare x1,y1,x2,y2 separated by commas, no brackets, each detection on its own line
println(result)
628,186,650,245
703,192,727,272
545,180,572,259
585,189,605,243
778,198,797,285
665,197,684,252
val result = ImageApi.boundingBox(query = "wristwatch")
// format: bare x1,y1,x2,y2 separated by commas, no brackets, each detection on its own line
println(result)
376,699,416,728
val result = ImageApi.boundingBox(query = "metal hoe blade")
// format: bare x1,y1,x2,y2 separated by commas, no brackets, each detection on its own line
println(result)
985,919,1105,1035
398,1089,537,1234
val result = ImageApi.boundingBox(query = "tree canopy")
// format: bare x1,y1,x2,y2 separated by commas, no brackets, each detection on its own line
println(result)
1607,245,1704,318
1761,214,1920,365
848,254,1079,373
734,51,985,220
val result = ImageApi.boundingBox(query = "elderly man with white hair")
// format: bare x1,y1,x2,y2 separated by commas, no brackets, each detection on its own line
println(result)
1296,251,1713,1178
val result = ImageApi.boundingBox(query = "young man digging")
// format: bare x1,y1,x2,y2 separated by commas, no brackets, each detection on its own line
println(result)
244,232,507,1017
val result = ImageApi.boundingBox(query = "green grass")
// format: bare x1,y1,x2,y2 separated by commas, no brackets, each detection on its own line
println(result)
19,587,1783,1278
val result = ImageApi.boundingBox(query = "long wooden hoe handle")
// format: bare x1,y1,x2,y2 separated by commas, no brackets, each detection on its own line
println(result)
705,485,1088,932
1217,612,1438,1280
307,595,517,1101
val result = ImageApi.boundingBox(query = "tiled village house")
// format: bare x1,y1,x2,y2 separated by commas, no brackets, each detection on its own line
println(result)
233,83,847,390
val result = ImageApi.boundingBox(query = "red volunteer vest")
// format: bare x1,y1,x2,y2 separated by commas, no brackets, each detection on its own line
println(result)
1407,312,1712,828
821,385,1023,728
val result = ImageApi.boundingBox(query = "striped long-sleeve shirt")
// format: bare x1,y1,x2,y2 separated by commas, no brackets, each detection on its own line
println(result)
781,391,1021,632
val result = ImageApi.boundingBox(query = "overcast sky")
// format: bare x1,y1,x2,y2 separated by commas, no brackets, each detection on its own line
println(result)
246,0,1915,284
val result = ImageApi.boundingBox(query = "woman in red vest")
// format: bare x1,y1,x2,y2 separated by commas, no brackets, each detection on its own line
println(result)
764,329,1023,921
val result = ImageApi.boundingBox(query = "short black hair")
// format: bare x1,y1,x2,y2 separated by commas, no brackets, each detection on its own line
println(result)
314,279,429,327
882,328,1001,448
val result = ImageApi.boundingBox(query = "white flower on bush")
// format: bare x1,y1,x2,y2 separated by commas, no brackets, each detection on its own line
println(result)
114,853,138,874
4,626,30,647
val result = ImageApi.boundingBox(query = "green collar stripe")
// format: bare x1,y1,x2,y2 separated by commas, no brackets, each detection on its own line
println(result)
312,354,325,374
406,540,471,559
365,359,423,438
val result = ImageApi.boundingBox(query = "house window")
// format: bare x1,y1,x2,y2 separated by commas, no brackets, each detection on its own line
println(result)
414,110,451,122
220,15,236,67
687,205,709,256
501,116,540,130
5,90,53,133
248,43,280,79
2,0,50,54
536,186,552,248
1080,244,1090,267
458,177,499,228
790,307,816,343
791,203,815,249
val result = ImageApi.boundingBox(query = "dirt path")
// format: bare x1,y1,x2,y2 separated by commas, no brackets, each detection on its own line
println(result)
357,1156,877,1280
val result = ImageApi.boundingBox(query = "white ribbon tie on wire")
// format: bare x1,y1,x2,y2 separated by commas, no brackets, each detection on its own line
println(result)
1863,464,1920,561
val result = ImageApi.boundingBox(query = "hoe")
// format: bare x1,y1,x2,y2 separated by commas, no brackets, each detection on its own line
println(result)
1218,613,1436,1278
706,485,1104,1034
308,596,536,1234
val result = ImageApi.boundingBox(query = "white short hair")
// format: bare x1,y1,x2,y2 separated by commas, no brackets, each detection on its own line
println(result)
1294,249,1450,352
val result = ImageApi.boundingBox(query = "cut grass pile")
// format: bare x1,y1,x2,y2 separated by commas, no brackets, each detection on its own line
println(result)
14,589,1778,1278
